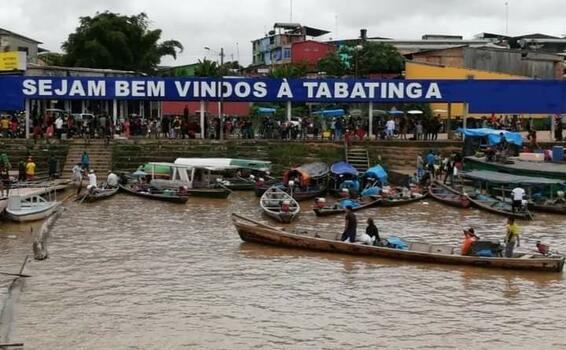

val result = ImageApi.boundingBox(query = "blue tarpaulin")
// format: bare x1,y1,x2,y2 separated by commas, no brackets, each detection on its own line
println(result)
330,161,358,176
258,107,276,113
364,165,388,184
457,128,523,146
312,109,346,117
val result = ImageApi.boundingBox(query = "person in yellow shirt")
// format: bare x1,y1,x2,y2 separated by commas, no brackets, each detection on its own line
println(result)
504,217,520,258
25,157,36,181
0,116,9,138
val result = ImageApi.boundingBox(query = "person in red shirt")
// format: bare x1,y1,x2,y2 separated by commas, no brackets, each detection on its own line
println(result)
461,228,479,256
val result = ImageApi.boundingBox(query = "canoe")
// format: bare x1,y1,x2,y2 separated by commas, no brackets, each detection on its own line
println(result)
76,187,119,203
5,195,61,222
222,177,256,191
313,197,381,217
376,192,428,207
232,214,565,273
467,193,533,220
119,184,189,204
260,186,300,223
429,181,471,209
283,162,329,201
528,202,566,215
187,187,231,199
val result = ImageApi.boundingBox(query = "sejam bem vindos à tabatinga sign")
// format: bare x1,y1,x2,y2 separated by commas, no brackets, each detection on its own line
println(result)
0,76,566,113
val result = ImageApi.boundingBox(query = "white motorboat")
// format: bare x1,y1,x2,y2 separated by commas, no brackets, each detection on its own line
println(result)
5,195,61,222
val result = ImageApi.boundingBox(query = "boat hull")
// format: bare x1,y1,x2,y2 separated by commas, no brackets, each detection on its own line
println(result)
6,202,61,222
429,182,471,209
78,188,119,203
187,188,231,199
467,195,533,220
232,215,564,273
313,198,381,217
375,193,428,207
119,185,189,203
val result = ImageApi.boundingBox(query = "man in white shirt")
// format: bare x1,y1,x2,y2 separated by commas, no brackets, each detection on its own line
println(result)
511,187,526,212
386,119,395,139
55,116,64,139
87,170,97,190
106,171,119,188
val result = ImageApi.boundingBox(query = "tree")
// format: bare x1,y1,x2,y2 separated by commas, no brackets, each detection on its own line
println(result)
317,52,348,77
194,59,219,77
269,62,309,78
38,52,66,66
356,42,404,76
62,12,183,73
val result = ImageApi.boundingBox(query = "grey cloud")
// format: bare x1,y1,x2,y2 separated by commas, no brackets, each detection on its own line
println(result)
2,0,566,66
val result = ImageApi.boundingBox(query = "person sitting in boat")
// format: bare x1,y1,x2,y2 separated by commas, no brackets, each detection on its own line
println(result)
280,200,291,213
511,186,526,213
340,206,357,243
555,191,565,204
314,197,326,209
497,133,509,157
87,170,98,191
106,171,119,188
366,218,382,245
461,228,479,256
178,186,188,196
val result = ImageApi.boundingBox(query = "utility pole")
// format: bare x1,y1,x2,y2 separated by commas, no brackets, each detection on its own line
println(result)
505,1,509,35
290,0,293,22
219,47,225,141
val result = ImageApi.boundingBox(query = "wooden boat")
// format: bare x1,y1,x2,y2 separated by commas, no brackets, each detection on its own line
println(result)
467,193,533,220
260,186,300,223
529,201,566,215
143,162,231,199
221,177,256,191
429,181,471,209
282,162,330,201
374,187,429,207
329,161,359,197
255,179,280,197
232,214,565,273
119,184,189,204
76,186,119,203
5,195,61,222
313,197,381,217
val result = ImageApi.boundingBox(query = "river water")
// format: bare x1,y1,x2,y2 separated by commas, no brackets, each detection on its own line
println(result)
0,192,565,349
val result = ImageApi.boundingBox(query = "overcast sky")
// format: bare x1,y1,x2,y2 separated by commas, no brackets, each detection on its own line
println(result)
2,0,566,66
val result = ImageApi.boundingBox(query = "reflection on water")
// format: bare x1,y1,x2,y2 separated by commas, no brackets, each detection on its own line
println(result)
0,192,564,349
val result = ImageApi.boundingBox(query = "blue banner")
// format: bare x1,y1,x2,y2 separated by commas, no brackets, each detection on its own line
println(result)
1,75,565,113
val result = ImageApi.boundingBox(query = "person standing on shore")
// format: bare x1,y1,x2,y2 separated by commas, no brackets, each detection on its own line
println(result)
81,151,90,171
504,217,520,258
340,206,357,243
25,156,36,181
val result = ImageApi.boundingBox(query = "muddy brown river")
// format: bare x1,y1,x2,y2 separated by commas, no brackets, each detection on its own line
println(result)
0,192,565,349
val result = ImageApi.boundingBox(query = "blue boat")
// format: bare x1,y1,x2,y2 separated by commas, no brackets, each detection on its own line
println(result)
329,161,360,197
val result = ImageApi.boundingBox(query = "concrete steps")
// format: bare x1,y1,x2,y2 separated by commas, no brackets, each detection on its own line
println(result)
346,147,370,172
62,140,113,176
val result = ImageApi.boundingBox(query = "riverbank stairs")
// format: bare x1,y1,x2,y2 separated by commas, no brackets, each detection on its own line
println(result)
346,146,371,172
62,139,113,178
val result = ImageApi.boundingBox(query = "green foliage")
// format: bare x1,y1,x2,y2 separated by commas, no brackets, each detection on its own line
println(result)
355,42,405,76
269,62,310,78
317,52,348,77
62,11,183,73
38,52,66,66
194,59,219,77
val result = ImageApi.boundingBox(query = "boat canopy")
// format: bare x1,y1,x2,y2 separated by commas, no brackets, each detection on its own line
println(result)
463,170,566,186
364,165,388,184
457,128,523,146
174,158,272,172
284,162,329,187
330,161,358,177
312,109,345,118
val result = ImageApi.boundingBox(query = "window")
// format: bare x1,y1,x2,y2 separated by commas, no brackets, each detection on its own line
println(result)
17,46,29,54
283,48,292,59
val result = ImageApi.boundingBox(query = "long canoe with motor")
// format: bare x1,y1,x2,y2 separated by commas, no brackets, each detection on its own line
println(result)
119,184,189,204
76,187,119,203
260,186,300,223
429,181,471,209
466,194,533,220
313,197,381,217
187,187,231,199
529,201,566,215
375,192,428,207
231,214,565,273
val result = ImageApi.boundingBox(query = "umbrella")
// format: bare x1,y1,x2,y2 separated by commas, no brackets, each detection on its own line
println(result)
433,109,448,114
407,110,424,115
388,110,405,115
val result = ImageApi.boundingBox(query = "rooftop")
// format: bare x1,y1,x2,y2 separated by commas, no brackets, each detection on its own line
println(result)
0,27,42,44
